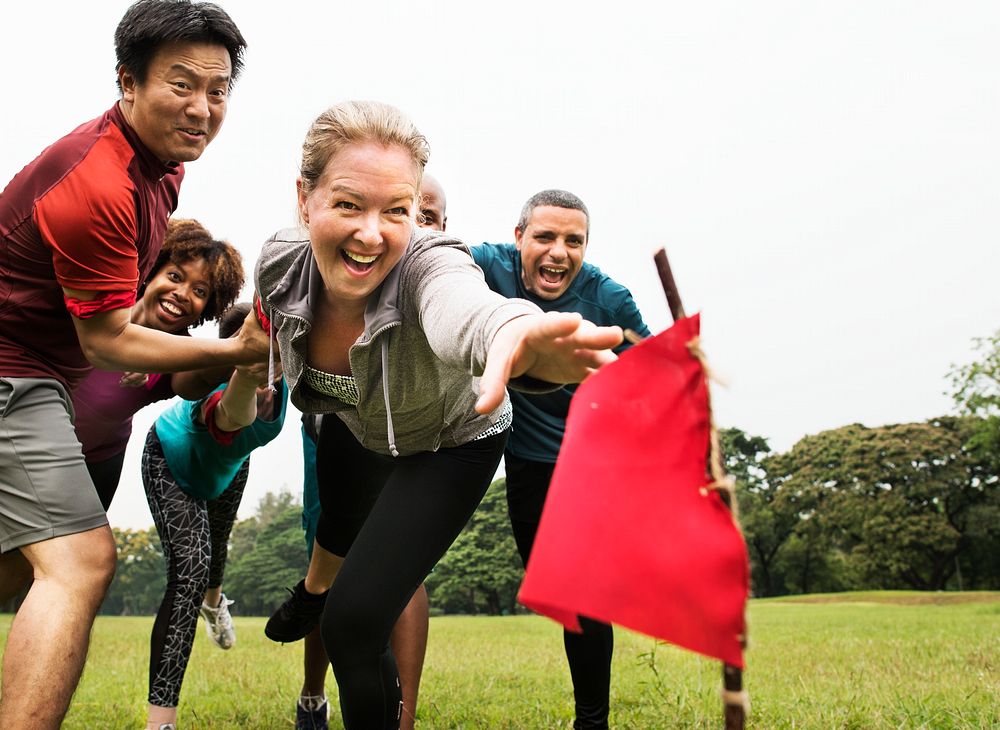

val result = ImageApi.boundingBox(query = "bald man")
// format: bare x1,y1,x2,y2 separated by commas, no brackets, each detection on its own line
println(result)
417,173,447,231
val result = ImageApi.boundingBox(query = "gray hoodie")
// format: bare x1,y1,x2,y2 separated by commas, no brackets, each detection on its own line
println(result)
254,226,543,457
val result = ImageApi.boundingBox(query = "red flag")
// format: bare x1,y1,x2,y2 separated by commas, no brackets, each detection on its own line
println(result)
518,314,749,667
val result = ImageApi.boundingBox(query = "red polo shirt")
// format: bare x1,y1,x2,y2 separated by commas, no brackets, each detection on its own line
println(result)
0,103,184,389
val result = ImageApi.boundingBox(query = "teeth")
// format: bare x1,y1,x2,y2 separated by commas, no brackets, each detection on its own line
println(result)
345,251,378,264
162,301,182,315
541,266,565,274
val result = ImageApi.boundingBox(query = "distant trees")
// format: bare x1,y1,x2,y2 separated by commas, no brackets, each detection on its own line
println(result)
946,328,1000,587
424,478,523,615
100,491,309,617
949,327,1000,470
88,352,1000,616
722,429,789,596
728,416,1000,596
101,528,166,615
219,491,309,616
97,483,525,617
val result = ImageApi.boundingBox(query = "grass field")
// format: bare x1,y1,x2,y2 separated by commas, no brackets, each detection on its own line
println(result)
1,591,997,728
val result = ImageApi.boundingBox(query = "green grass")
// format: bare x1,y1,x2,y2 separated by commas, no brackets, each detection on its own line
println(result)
1,592,998,728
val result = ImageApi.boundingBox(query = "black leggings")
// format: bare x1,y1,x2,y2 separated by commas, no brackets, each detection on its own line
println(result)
315,415,506,730
141,427,248,707
505,453,614,730
87,450,126,511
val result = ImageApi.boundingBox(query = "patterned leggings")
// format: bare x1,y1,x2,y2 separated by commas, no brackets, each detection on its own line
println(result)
141,426,248,708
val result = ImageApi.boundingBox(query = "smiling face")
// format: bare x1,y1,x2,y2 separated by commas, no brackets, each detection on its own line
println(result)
118,40,232,163
298,142,419,309
132,257,212,332
515,205,589,300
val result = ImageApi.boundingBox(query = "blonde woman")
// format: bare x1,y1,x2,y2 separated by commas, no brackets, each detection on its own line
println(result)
257,100,622,729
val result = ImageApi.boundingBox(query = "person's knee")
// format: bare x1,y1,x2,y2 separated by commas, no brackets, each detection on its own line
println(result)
173,566,210,601
28,529,118,602
76,532,118,594
321,597,380,668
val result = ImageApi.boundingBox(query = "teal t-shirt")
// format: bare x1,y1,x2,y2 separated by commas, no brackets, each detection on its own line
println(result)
154,379,288,500
470,242,651,463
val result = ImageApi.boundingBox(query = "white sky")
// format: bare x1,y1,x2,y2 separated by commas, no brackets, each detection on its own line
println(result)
3,2,998,530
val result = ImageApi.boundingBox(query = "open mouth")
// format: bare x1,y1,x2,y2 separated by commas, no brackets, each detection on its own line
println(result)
178,127,207,139
160,300,185,317
342,250,379,273
539,266,567,286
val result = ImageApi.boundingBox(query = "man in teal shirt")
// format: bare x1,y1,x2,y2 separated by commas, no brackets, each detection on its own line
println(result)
471,189,650,729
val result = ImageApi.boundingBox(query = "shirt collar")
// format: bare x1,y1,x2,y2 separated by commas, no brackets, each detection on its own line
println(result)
109,101,182,181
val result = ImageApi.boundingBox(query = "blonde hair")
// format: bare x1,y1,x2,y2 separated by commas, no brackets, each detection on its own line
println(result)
299,101,430,199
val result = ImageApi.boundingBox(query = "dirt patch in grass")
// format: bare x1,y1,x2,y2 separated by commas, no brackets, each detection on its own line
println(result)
764,591,1000,606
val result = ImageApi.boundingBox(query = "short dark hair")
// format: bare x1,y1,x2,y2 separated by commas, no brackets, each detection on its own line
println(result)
218,301,252,339
141,218,245,327
516,189,590,235
114,0,247,92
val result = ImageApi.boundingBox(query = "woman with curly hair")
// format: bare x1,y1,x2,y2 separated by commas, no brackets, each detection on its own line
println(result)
72,217,246,510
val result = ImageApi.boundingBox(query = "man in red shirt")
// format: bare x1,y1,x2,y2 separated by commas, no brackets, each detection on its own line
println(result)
0,3,262,727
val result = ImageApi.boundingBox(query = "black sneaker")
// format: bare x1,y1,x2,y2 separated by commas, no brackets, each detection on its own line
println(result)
265,580,328,643
296,697,329,730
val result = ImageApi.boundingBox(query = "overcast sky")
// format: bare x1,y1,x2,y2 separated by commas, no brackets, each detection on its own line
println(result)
3,1,997,530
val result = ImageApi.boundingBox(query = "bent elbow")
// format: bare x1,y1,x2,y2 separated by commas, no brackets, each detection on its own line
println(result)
79,339,122,371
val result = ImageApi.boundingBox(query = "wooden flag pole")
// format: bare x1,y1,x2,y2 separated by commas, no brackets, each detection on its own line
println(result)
652,248,747,730
654,249,686,322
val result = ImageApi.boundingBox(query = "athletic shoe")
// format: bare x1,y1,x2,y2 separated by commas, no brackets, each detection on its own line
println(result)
296,696,330,730
199,594,236,650
265,580,328,643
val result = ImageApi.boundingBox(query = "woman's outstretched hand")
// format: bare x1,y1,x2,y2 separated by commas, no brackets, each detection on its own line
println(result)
475,311,623,414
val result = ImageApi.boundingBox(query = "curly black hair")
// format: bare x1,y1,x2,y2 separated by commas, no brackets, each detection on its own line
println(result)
142,218,244,327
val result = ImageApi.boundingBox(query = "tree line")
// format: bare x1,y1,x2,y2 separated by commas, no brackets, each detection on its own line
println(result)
723,417,998,596
87,413,997,619
725,328,1000,596
4,329,997,616
94,481,523,617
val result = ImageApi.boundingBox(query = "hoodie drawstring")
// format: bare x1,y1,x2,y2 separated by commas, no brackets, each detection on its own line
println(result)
381,338,399,457
266,306,276,392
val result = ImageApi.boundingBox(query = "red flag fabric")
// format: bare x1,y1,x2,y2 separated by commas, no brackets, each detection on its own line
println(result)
518,314,749,667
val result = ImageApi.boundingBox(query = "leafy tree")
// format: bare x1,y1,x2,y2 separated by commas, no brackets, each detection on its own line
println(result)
720,428,805,597
778,520,845,595
768,418,998,591
949,328,1000,469
720,427,770,491
425,478,524,615
254,489,303,528
223,492,310,616
101,528,166,615
949,328,1000,417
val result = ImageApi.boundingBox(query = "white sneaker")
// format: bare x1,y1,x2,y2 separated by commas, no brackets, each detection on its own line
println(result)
199,594,236,650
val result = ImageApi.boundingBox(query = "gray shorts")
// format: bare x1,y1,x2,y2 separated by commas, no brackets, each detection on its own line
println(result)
0,377,107,552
